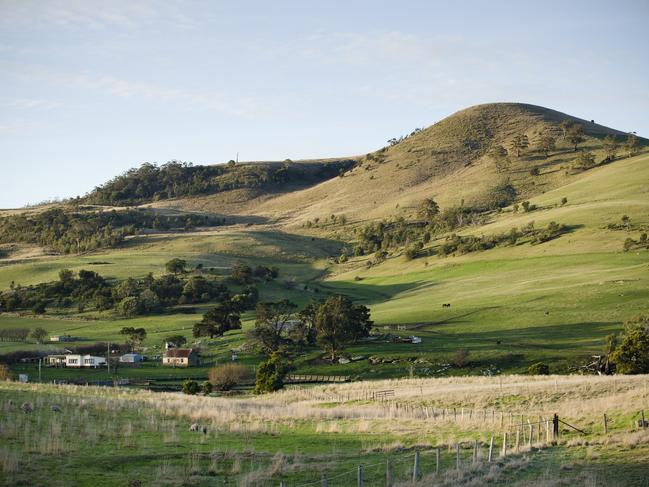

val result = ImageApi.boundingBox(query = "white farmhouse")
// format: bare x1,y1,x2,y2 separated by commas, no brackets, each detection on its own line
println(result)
65,354,107,368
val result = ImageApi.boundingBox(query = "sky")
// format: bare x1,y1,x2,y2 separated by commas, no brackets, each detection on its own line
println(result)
1,0,648,208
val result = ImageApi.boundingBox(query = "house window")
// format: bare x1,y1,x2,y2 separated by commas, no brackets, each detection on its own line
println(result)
84,359,93,365
69,359,78,364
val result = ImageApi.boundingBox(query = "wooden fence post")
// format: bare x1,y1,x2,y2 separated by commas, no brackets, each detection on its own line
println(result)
456,444,460,470
473,440,478,464
385,459,392,487
603,414,608,434
357,465,364,487
502,432,508,457
515,428,520,453
436,447,440,473
528,425,533,450
413,451,421,481
553,414,559,440
280,481,286,487
488,435,494,462
321,472,328,487
642,410,646,428
546,420,550,444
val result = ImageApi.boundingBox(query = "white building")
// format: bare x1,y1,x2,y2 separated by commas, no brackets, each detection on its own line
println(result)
119,353,143,363
65,354,107,368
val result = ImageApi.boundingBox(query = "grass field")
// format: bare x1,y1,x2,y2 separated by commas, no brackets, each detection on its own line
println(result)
2,374,649,486
1,153,648,383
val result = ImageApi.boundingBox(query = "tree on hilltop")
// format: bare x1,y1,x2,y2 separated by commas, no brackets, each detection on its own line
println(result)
625,133,641,157
603,135,619,160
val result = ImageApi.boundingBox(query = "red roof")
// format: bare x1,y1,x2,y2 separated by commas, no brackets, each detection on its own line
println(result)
164,348,195,358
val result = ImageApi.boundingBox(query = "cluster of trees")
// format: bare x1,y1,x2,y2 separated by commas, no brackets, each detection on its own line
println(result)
0,328,30,342
0,269,110,314
0,260,258,319
0,208,219,254
436,221,567,257
386,127,423,147
84,160,356,206
353,184,517,259
230,261,279,285
246,295,372,361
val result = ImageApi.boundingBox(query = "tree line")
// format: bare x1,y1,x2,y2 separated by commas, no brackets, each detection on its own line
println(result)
0,208,221,254
83,159,356,206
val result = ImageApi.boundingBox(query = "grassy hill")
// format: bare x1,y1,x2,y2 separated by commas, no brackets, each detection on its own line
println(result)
0,102,647,383
154,103,639,226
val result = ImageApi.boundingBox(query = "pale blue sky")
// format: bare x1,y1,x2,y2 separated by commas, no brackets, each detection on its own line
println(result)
1,0,648,208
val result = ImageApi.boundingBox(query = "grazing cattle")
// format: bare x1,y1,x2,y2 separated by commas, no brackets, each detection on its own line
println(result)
544,311,550,316
189,423,200,432
20,402,33,413
442,303,451,308
496,340,502,345
51,405,62,413
202,426,208,435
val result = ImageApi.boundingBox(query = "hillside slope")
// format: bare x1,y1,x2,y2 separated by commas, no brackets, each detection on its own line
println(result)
154,103,638,226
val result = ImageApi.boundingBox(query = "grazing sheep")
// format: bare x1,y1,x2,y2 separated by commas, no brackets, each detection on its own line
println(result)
51,405,62,413
20,402,33,413
189,423,200,432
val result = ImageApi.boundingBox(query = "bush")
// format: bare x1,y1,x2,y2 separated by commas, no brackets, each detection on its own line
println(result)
254,352,292,394
454,349,470,367
208,363,252,391
527,362,550,375
182,380,200,395
610,320,649,374
202,381,213,395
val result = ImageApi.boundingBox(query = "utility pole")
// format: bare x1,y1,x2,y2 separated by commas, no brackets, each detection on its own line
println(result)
38,358,42,382
107,342,110,375
236,152,239,164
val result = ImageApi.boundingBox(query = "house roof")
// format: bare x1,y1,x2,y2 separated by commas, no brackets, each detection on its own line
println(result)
164,348,195,358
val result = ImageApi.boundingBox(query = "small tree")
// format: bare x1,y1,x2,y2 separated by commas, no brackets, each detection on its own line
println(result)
30,327,48,344
527,362,550,375
120,327,147,349
116,296,140,317
165,258,187,275
566,124,585,151
182,380,200,395
488,145,509,172
625,133,641,157
603,135,619,159
561,197,568,206
610,317,649,374
194,301,241,338
247,299,297,353
315,295,372,361
230,261,253,284
509,134,529,157
574,151,596,170
417,198,440,221
454,349,470,367
536,134,556,157
164,334,187,347
202,381,213,395
254,352,292,394
32,301,47,314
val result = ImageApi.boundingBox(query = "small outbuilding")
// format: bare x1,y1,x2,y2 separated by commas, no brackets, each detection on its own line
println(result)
119,353,144,363
162,348,199,367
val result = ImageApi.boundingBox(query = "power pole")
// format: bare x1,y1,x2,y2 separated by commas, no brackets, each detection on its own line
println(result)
236,152,239,164
38,358,42,382
107,342,110,375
